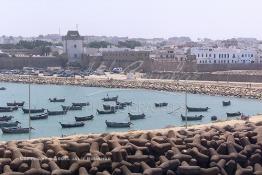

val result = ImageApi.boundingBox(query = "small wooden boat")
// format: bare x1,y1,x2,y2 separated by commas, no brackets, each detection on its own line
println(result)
103,104,124,110
49,98,65,102
61,105,82,111
222,101,231,106
227,112,241,117
30,113,48,120
0,121,21,128
187,106,209,112
105,120,132,128
211,116,218,121
0,87,6,90
47,110,67,115
128,113,145,120
7,101,25,107
0,116,13,121
1,127,32,134
155,102,168,107
22,108,45,114
59,122,85,128
0,107,17,112
116,101,132,107
181,114,204,121
97,109,116,114
75,115,94,121
72,102,90,107
102,96,118,102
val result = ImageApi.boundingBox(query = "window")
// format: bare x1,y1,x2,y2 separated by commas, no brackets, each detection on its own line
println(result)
74,44,77,48
233,54,235,58
214,60,216,63
214,54,216,58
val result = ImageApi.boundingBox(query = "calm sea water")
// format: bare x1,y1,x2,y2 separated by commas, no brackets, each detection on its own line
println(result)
0,82,261,141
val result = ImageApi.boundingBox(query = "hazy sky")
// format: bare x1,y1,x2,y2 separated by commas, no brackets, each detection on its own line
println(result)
1,0,262,40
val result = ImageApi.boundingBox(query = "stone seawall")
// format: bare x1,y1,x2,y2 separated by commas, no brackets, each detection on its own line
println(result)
0,74,261,100
0,57,67,69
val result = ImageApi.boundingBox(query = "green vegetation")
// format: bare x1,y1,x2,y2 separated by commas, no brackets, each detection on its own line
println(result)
117,40,142,49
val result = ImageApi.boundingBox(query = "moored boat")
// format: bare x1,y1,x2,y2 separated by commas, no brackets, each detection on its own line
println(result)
211,116,218,121
102,95,118,102
227,112,241,117
116,101,132,107
103,104,124,110
49,98,65,102
155,102,168,107
0,107,16,112
187,106,209,112
222,101,231,106
61,105,82,111
0,121,21,128
181,114,204,121
30,113,48,120
128,113,145,120
72,102,90,107
59,122,85,128
75,115,94,121
0,116,13,121
22,108,45,114
0,87,6,90
105,120,132,128
1,127,32,134
97,109,116,114
7,101,25,107
47,110,67,115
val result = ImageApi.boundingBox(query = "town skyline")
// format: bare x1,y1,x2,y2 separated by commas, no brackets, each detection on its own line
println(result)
1,0,262,40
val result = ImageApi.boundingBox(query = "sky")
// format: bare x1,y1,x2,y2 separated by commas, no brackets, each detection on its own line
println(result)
0,0,262,40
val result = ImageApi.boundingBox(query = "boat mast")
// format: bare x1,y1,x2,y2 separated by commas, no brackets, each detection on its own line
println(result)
185,82,188,129
28,72,31,139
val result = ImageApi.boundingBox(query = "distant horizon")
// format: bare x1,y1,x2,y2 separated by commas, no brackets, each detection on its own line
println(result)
1,0,262,40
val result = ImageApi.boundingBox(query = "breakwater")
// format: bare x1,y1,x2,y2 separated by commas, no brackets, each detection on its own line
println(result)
0,74,261,100
1,120,262,174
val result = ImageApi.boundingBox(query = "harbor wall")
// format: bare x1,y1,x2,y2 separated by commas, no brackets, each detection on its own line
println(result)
0,57,67,69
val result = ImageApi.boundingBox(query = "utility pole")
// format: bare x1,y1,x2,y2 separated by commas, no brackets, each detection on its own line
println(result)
28,72,31,140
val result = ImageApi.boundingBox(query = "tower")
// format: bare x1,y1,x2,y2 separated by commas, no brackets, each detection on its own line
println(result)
62,30,84,63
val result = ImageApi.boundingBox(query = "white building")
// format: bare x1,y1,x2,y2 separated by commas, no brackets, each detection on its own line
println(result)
62,31,84,63
191,47,256,64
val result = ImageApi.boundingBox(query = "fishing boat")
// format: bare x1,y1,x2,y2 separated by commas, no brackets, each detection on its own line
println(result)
22,108,45,114
102,95,118,102
59,122,85,128
1,127,32,134
103,104,124,110
226,112,241,117
116,101,132,107
7,101,25,107
0,87,6,90
47,110,67,116
155,102,168,107
61,105,82,111
186,106,209,112
0,107,16,112
72,102,90,107
181,114,204,121
105,120,132,128
128,113,145,120
0,121,21,128
49,98,65,102
97,109,116,114
222,101,231,106
30,113,48,120
75,115,94,122
0,116,13,121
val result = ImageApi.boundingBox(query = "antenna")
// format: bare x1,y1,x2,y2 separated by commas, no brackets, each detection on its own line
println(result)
76,24,79,31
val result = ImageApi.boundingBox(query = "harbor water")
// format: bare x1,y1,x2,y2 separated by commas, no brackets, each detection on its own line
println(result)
0,82,261,141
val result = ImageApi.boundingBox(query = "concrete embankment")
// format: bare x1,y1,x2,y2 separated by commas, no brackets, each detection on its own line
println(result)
0,116,262,174
0,74,261,100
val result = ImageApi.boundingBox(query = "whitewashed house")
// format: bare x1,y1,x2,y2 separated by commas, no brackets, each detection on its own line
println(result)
191,47,256,64
62,31,84,63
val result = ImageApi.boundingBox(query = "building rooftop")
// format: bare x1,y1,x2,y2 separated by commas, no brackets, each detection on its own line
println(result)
62,31,84,40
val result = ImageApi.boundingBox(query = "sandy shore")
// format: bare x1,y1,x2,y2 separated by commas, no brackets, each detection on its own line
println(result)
0,73,261,100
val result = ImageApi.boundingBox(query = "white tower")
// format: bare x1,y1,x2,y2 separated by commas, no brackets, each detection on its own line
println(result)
62,31,84,63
